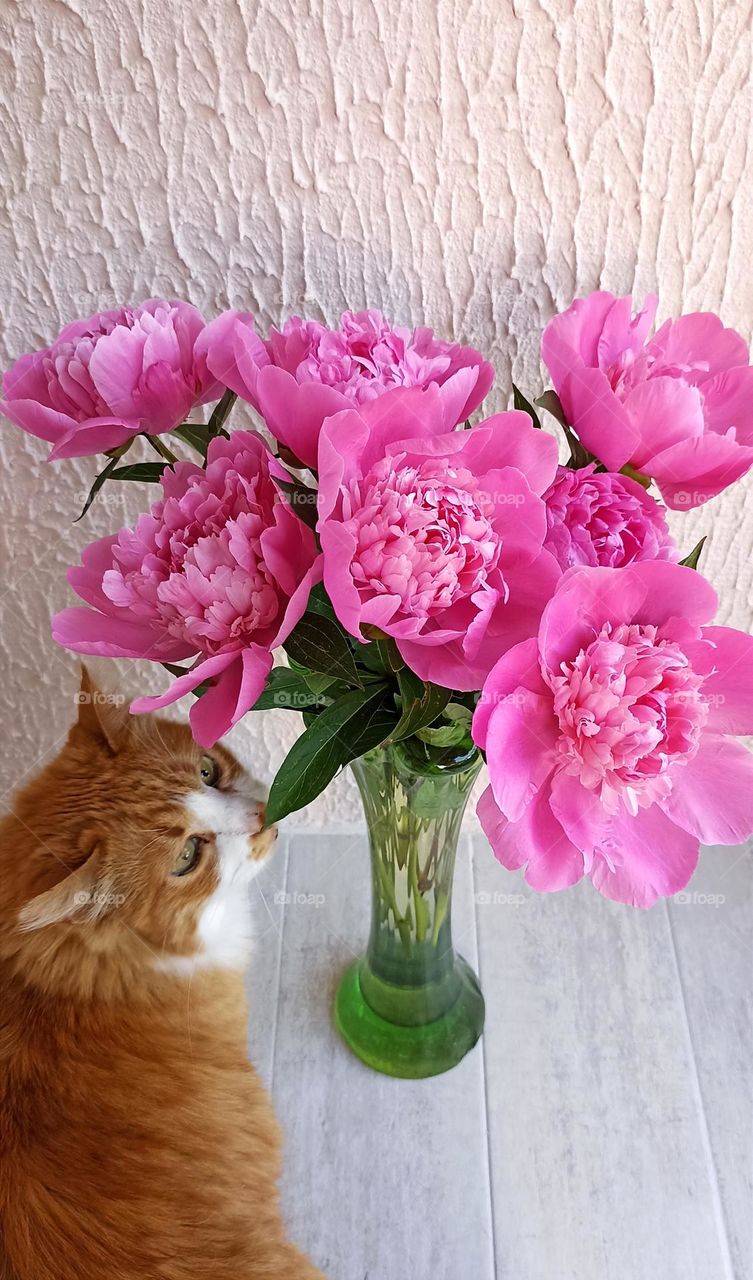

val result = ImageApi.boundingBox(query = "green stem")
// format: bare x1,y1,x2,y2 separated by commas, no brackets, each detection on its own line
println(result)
208,388,236,436
408,842,429,944
145,434,178,464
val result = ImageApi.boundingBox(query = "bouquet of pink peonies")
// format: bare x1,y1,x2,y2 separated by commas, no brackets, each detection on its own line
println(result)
6,292,753,1076
4,294,753,910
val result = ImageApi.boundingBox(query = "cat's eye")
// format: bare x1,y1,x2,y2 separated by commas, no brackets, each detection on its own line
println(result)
199,753,220,788
173,836,204,877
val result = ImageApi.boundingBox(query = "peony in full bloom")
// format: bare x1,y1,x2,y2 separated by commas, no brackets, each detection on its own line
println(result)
2,300,221,460
52,432,322,746
541,291,753,509
473,561,753,907
196,307,494,469
316,385,561,690
542,463,677,569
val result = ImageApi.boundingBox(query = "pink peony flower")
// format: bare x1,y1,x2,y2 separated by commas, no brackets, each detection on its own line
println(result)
541,291,753,509
316,385,561,690
196,307,494,469
2,300,221,460
52,432,322,746
543,463,677,569
473,561,753,907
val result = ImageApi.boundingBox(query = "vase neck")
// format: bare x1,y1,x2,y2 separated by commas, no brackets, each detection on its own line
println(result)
351,742,481,1024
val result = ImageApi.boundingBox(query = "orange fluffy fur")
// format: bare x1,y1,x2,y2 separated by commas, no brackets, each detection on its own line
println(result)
0,670,323,1280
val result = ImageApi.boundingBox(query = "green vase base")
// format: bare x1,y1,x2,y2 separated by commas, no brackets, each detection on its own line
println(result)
334,955,485,1079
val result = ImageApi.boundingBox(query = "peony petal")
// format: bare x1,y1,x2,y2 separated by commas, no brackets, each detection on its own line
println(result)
646,432,753,510
596,293,657,369
478,780,584,891
550,770,699,907
698,366,753,445
52,607,192,662
189,648,273,748
485,688,559,822
87,325,146,417
451,356,495,419
129,651,238,714
398,551,559,692
317,408,370,516
549,768,612,855
194,310,270,405
48,418,142,460
256,364,351,469
550,359,637,471
269,553,324,649
538,565,646,671
482,468,547,564
660,736,753,845
624,376,705,467
320,521,366,640
395,411,558,497
700,626,753,734
543,292,618,368
538,562,715,674
137,362,193,431
1,398,75,445
628,560,717,630
648,312,749,379
589,803,699,908
472,637,546,750
433,365,479,428
2,350,50,402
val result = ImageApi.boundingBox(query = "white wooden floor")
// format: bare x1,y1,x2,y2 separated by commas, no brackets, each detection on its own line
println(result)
246,833,752,1280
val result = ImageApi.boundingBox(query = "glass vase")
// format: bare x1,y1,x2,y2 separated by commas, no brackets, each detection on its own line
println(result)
334,737,485,1078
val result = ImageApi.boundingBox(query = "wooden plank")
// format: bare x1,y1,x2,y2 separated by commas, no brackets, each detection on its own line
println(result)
270,832,495,1280
245,832,290,1091
472,834,733,1280
667,843,752,1280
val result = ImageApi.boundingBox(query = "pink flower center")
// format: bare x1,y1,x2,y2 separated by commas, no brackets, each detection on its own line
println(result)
549,622,707,811
343,455,504,621
102,464,281,654
293,311,451,403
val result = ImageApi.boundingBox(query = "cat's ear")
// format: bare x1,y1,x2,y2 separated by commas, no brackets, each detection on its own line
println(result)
74,665,129,754
17,848,116,932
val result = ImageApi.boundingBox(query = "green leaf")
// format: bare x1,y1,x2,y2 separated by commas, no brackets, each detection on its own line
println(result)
305,583,337,621
284,613,362,686
416,721,472,747
388,668,452,743
444,702,473,724
359,636,404,676
416,701,473,747
535,389,593,468
172,423,212,456
679,536,707,570
109,462,168,482
534,389,569,428
266,684,395,823
247,667,329,712
512,383,542,429
301,671,342,696
74,455,120,521
276,478,319,531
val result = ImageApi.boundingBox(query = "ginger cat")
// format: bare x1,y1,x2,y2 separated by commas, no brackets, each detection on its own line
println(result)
0,669,323,1280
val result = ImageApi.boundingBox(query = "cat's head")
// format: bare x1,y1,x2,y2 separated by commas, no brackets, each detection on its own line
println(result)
7,668,277,982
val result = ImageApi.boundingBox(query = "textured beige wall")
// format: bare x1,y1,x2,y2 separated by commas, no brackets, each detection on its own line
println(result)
1,0,752,825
